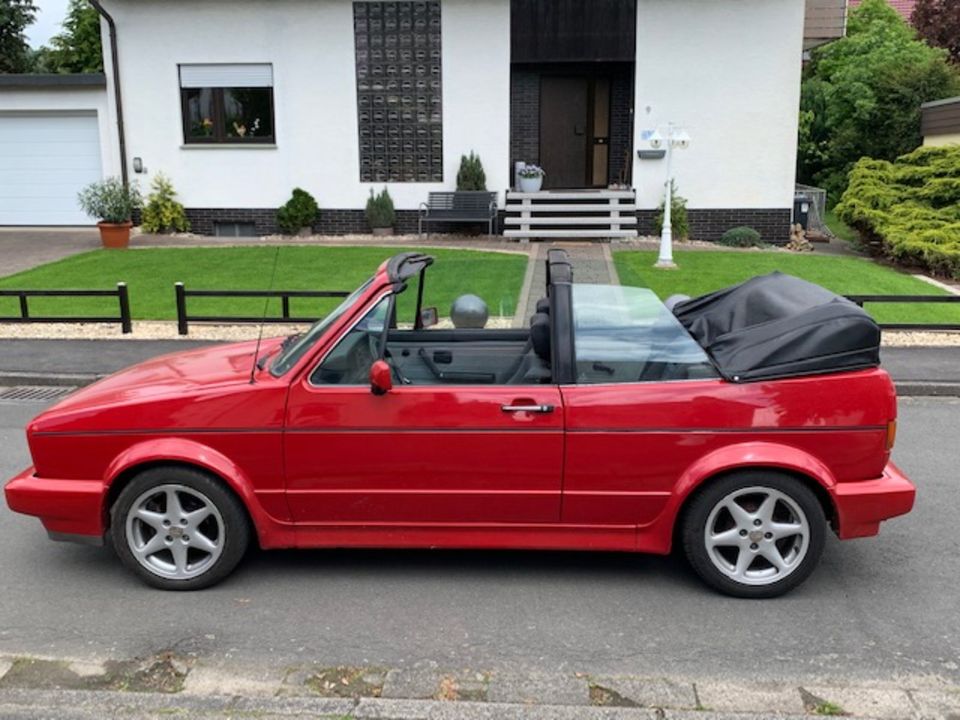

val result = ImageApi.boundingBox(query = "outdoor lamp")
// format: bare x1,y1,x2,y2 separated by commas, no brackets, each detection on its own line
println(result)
655,125,692,269
648,130,664,150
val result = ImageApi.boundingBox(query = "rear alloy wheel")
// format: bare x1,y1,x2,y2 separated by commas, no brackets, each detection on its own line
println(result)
682,472,825,598
111,467,250,590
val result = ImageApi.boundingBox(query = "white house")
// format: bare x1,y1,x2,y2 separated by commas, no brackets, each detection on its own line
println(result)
0,0,847,241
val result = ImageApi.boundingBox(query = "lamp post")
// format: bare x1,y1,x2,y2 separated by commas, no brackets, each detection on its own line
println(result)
649,125,691,269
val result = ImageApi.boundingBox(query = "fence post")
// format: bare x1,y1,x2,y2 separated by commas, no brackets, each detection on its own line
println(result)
282,295,291,320
18,292,29,319
117,282,132,334
175,282,188,336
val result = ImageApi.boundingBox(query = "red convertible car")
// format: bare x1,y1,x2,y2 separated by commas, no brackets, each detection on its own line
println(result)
5,250,915,597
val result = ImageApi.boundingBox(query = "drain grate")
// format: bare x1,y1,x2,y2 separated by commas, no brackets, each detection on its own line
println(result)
0,385,76,402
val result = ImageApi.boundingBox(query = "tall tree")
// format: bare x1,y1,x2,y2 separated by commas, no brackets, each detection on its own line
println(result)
798,0,960,203
912,0,960,64
0,0,38,73
41,0,102,73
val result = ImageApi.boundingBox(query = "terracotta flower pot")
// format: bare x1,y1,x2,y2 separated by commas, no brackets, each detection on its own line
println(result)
371,226,394,236
98,221,133,249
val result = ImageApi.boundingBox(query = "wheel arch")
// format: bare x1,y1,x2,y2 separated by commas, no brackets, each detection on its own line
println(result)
659,442,840,554
102,439,278,547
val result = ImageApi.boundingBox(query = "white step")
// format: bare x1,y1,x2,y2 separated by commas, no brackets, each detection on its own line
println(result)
506,190,636,200
504,229,639,238
504,203,638,212
504,215,637,226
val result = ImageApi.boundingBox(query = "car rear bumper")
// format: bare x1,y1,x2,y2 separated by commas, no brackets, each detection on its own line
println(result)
4,466,105,544
833,461,916,539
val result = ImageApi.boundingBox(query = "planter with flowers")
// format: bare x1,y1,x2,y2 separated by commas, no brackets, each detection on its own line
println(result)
77,177,142,249
518,164,546,193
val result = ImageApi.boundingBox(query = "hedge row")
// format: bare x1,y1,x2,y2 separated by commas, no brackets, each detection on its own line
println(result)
836,145,960,279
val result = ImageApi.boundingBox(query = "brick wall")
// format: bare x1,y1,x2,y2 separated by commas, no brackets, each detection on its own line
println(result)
637,208,792,244
607,66,634,186
184,208,498,236
510,70,540,178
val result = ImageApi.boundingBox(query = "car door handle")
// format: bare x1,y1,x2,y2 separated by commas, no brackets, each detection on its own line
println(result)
501,404,555,413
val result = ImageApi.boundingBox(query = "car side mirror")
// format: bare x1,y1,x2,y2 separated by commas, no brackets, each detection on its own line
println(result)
419,306,439,329
370,359,393,396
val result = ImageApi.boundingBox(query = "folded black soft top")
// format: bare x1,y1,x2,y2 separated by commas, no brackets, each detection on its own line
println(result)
672,272,881,382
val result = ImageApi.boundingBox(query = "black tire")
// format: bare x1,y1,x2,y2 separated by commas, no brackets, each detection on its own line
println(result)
110,466,250,590
681,471,826,599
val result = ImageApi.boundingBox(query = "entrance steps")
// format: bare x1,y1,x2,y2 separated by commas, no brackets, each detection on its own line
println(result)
503,189,639,240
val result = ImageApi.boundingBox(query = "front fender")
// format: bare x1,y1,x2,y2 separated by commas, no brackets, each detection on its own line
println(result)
642,441,837,554
104,438,292,547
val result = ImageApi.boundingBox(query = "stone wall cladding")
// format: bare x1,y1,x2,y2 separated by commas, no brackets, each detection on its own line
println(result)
636,208,792,244
184,208,499,237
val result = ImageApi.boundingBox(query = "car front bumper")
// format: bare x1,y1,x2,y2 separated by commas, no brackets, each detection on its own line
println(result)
4,466,105,545
832,461,916,539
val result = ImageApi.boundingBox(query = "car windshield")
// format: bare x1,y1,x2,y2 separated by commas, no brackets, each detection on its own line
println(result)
269,277,376,376
572,285,718,383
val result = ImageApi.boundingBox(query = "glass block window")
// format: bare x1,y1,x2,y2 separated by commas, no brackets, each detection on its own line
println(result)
353,1,443,183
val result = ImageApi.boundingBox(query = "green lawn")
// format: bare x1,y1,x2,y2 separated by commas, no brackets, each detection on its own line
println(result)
614,250,960,325
823,208,860,246
0,246,527,321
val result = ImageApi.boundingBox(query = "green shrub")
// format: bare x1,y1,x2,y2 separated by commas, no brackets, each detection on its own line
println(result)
77,177,142,223
653,181,689,240
836,145,960,278
141,173,190,233
456,151,487,191
276,188,319,234
719,226,764,248
366,187,395,229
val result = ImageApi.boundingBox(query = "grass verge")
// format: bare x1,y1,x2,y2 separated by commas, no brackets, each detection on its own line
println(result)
613,250,960,326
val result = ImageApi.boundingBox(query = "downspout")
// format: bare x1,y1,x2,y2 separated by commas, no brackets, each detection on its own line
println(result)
88,0,128,187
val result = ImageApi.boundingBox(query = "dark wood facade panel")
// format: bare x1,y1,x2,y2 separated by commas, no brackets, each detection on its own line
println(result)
511,0,637,63
922,101,960,136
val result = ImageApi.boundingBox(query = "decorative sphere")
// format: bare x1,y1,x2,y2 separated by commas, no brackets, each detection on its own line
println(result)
450,294,489,329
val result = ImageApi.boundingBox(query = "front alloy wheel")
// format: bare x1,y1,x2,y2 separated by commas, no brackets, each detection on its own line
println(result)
111,467,250,590
682,472,826,598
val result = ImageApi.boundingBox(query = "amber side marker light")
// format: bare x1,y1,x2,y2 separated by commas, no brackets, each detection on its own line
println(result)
886,419,898,451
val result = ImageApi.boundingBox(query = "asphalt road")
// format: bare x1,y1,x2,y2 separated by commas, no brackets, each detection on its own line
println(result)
0,396,957,684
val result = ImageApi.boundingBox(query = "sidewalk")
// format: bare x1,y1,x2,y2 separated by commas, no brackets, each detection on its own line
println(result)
0,338,957,396
1,652,957,719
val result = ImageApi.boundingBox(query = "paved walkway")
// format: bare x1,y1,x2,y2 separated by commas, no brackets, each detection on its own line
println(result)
517,242,619,323
0,229,100,276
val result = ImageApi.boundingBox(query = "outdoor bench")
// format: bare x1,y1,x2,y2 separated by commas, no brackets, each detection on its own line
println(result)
418,191,499,235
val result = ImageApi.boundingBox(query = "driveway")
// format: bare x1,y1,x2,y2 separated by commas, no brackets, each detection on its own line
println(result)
0,229,100,277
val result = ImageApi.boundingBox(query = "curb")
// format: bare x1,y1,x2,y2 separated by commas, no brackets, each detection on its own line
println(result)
2,372,960,398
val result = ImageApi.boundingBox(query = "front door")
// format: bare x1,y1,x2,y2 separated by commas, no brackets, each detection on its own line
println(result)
283,296,564,527
540,76,589,189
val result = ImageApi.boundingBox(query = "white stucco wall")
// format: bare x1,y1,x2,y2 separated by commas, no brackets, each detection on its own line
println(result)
102,0,511,211
633,0,805,211
0,84,118,181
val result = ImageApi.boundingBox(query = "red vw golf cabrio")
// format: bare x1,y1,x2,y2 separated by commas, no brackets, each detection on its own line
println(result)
5,250,915,597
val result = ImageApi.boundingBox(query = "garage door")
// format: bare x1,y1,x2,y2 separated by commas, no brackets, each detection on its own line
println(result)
0,113,102,225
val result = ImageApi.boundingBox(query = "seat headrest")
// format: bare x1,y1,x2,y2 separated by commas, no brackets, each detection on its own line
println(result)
530,312,551,361
535,297,550,314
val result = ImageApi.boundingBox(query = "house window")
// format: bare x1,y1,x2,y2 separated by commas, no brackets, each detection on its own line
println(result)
353,1,443,182
179,64,275,144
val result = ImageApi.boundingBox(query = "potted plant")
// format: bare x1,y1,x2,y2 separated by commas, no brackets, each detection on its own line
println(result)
77,177,142,249
366,187,396,236
456,151,487,191
518,164,545,193
277,187,320,236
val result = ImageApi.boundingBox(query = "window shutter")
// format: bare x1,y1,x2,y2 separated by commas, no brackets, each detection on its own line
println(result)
179,64,273,88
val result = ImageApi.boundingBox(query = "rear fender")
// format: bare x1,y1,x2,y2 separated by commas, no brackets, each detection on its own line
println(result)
645,441,837,554
103,438,289,547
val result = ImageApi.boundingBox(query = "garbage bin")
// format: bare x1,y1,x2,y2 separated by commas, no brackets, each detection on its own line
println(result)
793,193,811,230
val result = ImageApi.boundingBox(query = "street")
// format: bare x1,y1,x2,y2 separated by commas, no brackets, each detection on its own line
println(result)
0,395,957,686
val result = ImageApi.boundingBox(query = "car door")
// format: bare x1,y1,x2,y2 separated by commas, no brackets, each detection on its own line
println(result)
283,294,564,527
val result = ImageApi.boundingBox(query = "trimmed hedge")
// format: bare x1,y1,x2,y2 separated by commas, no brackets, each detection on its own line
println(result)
719,226,764,248
836,145,960,279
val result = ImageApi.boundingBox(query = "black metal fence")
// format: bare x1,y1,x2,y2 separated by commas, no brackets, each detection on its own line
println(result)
174,282,350,336
0,283,132,334
845,295,960,331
